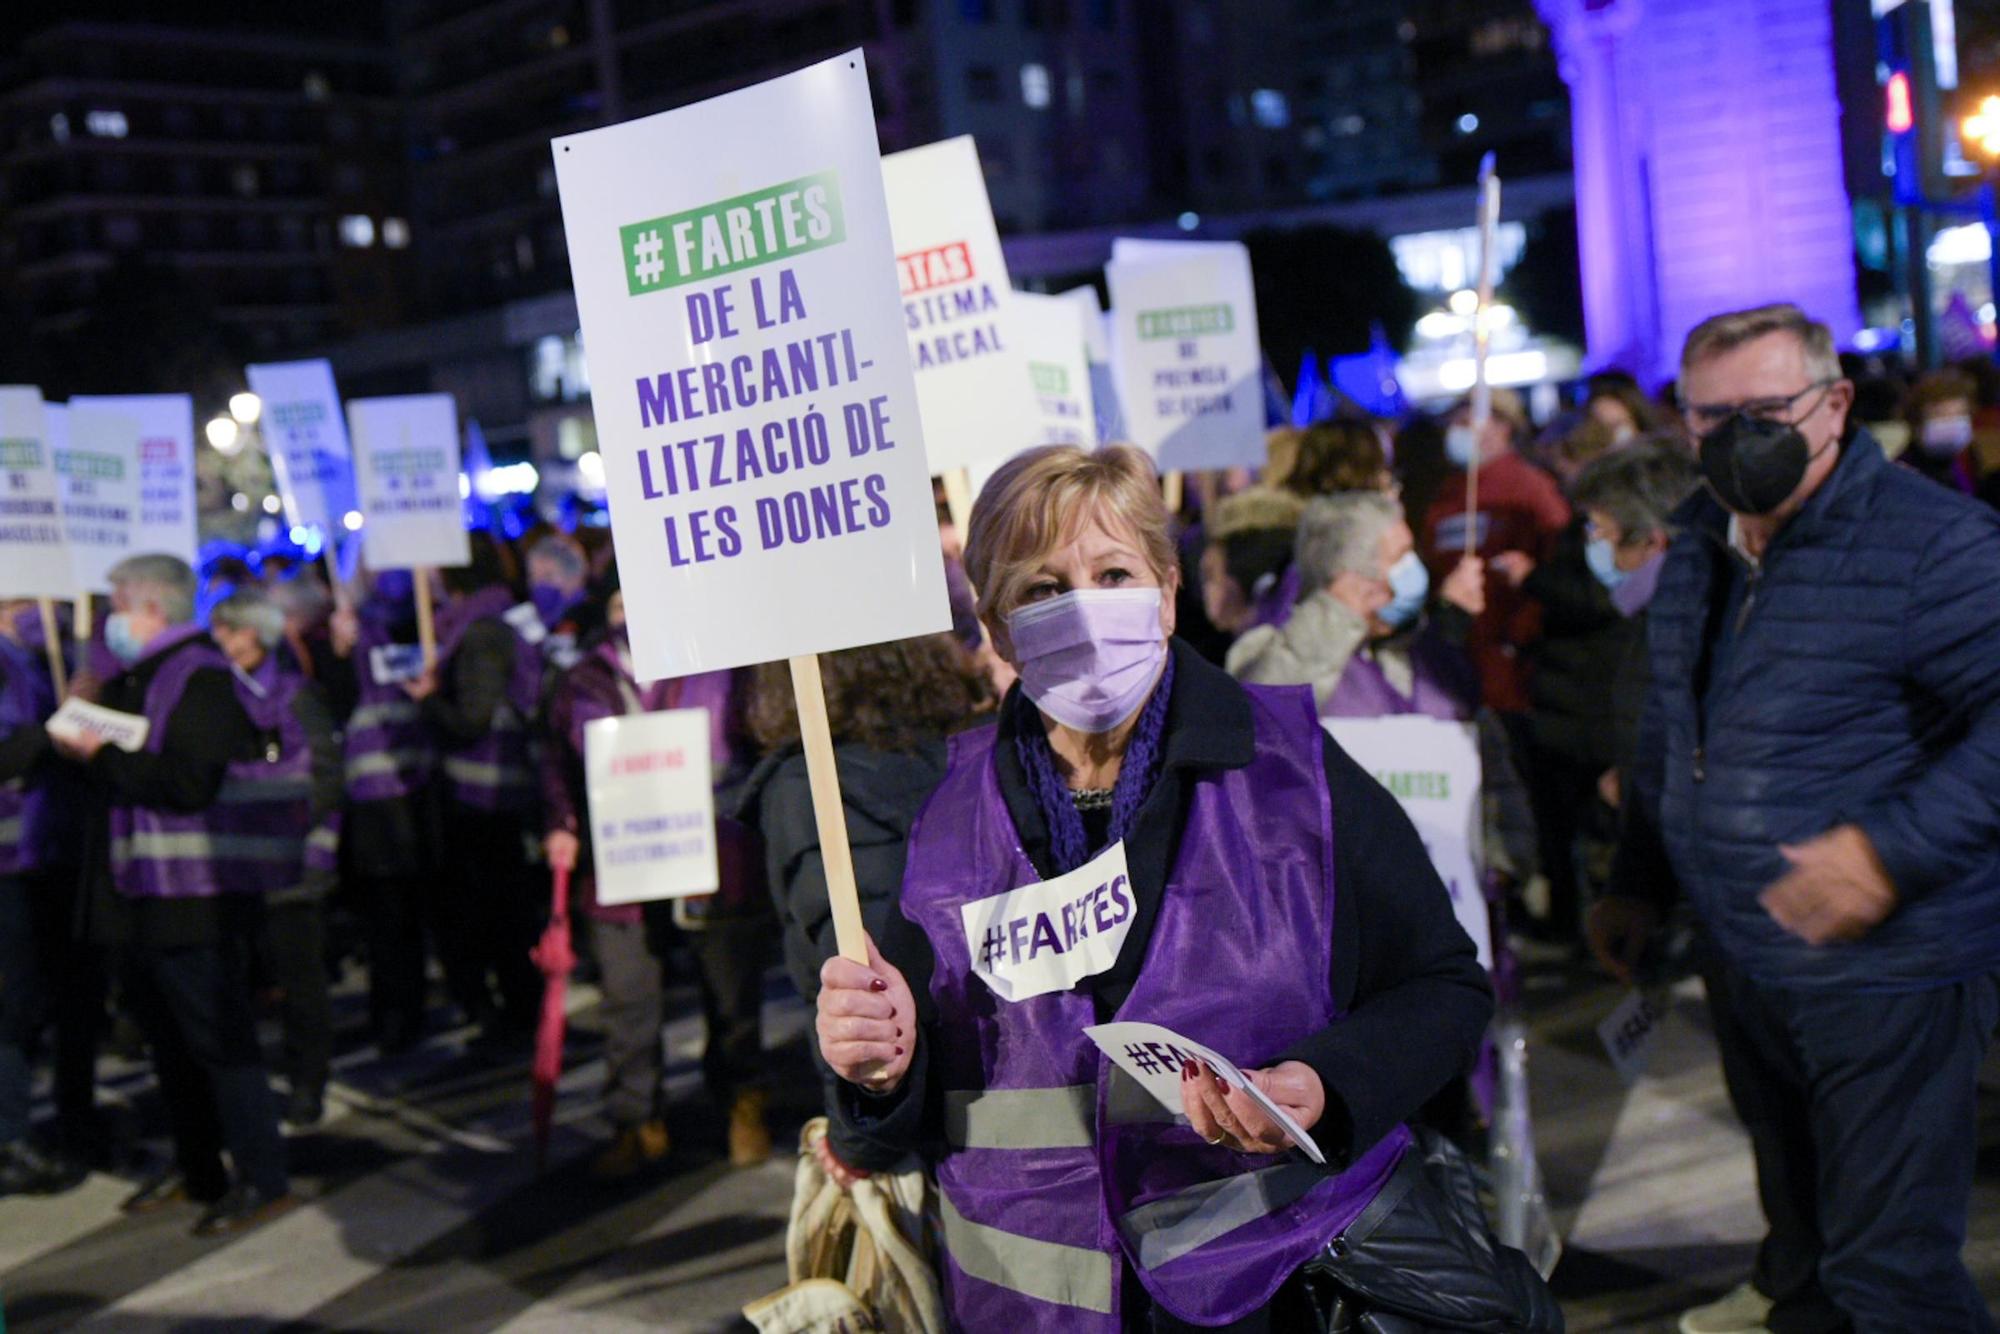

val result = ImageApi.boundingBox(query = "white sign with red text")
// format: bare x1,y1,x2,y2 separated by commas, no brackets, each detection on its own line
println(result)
71,394,197,566
0,387,74,599
584,707,719,906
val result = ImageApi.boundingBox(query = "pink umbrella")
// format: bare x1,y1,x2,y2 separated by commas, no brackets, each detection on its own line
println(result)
529,865,576,1172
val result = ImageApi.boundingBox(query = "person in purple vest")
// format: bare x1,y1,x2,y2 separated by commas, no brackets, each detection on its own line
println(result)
211,588,343,1129
48,554,295,1236
0,604,89,1196
1228,491,1485,718
541,583,774,1177
814,447,1555,1331
401,536,545,1040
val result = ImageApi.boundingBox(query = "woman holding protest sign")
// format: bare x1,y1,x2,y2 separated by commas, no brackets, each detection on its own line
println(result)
815,445,1556,1331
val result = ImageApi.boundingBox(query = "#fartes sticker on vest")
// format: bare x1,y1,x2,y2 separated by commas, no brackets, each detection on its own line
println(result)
1083,1020,1325,1165
960,840,1135,1003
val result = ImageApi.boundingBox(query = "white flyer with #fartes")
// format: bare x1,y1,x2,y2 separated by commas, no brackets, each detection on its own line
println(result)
1084,1021,1325,1165
46,698,150,754
961,840,1133,1002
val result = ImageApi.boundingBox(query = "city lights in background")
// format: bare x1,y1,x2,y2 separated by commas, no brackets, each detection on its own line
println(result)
1965,95,2000,159
228,391,262,424
205,416,241,453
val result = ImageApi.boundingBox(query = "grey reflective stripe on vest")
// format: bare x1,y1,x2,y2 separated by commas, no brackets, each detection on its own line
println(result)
939,1191,1113,1315
442,757,532,788
1105,1067,1178,1126
112,832,305,862
347,749,429,781
944,1085,1095,1150
1117,1161,1327,1272
0,816,20,846
348,701,420,731
306,826,339,853
217,776,313,804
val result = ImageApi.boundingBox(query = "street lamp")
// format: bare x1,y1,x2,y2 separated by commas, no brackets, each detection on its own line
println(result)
1960,95,2000,355
228,391,262,425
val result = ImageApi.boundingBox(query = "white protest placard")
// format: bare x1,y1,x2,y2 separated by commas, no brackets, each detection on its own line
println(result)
0,387,72,599
552,51,950,680
57,401,143,593
72,395,196,566
1106,239,1265,470
880,135,1035,475
584,708,719,906
348,394,471,571
1322,715,1492,969
46,697,150,753
960,841,1133,1002
1084,1020,1325,1164
1060,286,1121,445
245,358,358,534
1012,291,1095,450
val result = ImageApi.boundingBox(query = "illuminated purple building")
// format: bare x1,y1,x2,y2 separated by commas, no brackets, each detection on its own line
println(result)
1536,0,1863,385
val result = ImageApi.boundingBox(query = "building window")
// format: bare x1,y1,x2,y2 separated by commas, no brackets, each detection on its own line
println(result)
230,164,259,197
1251,89,1289,129
1021,63,1051,109
338,214,375,247
967,65,1001,102
85,109,128,138
1085,0,1114,29
382,217,411,249
48,112,70,143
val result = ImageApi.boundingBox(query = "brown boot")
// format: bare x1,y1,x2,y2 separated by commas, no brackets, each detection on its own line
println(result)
590,1119,669,1181
727,1090,772,1168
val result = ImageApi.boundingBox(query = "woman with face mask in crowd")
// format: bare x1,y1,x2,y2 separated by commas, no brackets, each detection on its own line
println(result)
1901,369,1982,496
813,446,1555,1332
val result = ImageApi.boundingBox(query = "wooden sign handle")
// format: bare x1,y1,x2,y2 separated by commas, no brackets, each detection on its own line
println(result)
940,468,973,546
789,653,867,964
37,598,66,698
73,593,92,648
413,567,438,673
1161,470,1184,518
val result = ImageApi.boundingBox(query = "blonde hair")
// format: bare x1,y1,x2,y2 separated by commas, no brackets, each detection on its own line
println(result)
1208,486,1305,542
964,444,1177,621
1681,303,1840,385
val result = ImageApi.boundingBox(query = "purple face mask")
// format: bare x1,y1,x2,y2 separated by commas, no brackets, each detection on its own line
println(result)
1610,549,1666,618
1006,587,1167,733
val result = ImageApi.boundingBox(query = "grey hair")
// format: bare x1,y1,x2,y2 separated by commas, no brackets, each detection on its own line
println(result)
526,535,587,581
1295,492,1402,593
1681,302,1841,386
210,588,287,649
1571,436,1701,542
107,553,197,624
267,576,332,625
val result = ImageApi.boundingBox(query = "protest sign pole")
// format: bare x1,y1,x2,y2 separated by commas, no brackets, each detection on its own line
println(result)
1464,153,1502,558
940,468,974,543
37,599,67,698
73,594,92,653
788,653,868,964
413,567,438,672
1161,469,1184,518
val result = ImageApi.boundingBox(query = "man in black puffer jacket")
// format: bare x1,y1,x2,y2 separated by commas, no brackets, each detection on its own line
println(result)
1593,305,2000,1334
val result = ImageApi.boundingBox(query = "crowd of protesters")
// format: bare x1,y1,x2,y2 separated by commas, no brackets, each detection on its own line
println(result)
1,302,1998,1330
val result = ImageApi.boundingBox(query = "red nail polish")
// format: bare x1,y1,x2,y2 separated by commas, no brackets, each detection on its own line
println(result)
1180,1061,1196,1080
894,1046,904,1057
870,978,888,992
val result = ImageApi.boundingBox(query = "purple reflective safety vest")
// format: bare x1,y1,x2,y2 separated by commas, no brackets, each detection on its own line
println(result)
344,616,435,804
108,626,272,900
0,634,56,877
435,586,542,813
900,682,1409,1330
1321,628,1477,722
220,655,339,895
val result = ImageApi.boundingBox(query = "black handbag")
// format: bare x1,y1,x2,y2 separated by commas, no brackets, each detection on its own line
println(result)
1300,1127,1564,1334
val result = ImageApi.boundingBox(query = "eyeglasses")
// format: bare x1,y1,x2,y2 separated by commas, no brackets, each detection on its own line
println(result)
1682,380,1834,436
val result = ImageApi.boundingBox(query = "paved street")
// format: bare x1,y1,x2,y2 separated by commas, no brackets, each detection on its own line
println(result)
2,951,1996,1331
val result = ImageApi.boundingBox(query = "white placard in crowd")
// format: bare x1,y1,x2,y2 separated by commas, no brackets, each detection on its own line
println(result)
584,708,720,906
1012,291,1096,449
348,394,471,571
46,697,150,753
880,135,1036,475
1322,715,1492,969
1106,239,1265,470
0,387,72,599
552,51,950,680
58,401,144,593
72,394,197,567
245,358,359,535
1060,285,1121,445
1083,1020,1325,1164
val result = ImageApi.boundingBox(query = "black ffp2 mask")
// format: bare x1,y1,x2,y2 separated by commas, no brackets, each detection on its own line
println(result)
1698,414,1812,516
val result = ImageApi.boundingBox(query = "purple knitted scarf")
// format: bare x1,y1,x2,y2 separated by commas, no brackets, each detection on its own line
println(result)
1013,651,1175,874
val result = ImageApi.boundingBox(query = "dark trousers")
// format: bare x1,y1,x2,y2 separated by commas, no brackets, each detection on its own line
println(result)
436,806,543,1030
352,871,429,1039
253,900,331,1098
120,941,287,1200
1704,954,1999,1333
1521,736,1608,941
687,917,767,1100
0,872,103,1152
